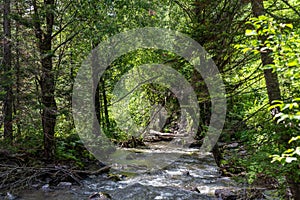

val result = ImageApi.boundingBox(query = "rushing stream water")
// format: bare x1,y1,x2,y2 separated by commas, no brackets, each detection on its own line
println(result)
17,141,240,200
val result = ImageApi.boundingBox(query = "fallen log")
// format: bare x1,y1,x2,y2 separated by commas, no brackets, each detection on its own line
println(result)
144,130,187,142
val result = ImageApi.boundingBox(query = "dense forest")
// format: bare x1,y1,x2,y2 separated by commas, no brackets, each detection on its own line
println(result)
1,0,300,199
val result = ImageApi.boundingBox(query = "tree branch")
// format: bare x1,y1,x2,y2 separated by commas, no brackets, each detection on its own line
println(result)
281,0,300,18
52,30,80,53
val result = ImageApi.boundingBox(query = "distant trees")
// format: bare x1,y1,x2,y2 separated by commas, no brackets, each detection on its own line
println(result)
2,0,13,142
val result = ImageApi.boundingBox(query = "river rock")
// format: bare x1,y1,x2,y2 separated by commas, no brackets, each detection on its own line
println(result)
110,183,211,200
89,192,111,200
226,143,239,149
215,189,237,200
41,184,51,192
57,181,72,188
5,192,18,200
215,188,267,199
191,187,201,193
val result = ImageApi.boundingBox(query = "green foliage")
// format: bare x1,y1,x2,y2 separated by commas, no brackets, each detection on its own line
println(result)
2,1,300,196
242,16,300,95
56,134,95,168
235,14,300,189
270,99,300,165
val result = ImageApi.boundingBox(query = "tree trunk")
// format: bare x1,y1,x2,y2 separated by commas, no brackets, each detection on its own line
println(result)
41,53,57,160
92,45,101,136
14,1,22,138
101,78,110,128
193,0,222,166
94,83,101,136
33,0,57,160
251,0,281,106
3,0,13,142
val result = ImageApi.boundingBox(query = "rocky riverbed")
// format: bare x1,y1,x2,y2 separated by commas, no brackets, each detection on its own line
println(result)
1,141,280,200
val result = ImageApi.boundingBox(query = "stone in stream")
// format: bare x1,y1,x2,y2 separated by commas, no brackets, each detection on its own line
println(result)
89,192,111,200
191,187,201,193
225,143,239,149
41,184,51,192
4,192,19,200
215,188,267,200
57,181,72,188
215,189,237,200
110,183,212,200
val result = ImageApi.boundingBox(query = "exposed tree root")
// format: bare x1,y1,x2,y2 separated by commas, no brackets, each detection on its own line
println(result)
0,164,110,193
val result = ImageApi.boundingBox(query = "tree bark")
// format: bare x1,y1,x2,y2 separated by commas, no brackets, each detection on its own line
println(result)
14,0,22,138
251,0,282,106
92,45,101,136
101,78,110,128
94,83,101,136
33,0,57,160
3,0,13,142
193,0,222,166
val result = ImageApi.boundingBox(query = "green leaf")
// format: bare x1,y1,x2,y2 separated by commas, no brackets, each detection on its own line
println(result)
260,47,269,52
274,112,284,118
245,29,257,36
292,102,299,108
282,104,290,111
284,149,295,153
289,136,300,143
285,157,297,163
287,60,298,67
242,48,252,53
270,155,282,163
272,100,283,104
293,115,300,120
269,103,282,111
285,24,293,29
277,114,288,123
294,147,300,156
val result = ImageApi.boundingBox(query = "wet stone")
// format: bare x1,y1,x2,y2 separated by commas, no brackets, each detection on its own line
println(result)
4,192,18,200
225,143,239,149
89,192,111,200
110,183,212,200
215,189,238,200
57,182,72,188
41,184,51,192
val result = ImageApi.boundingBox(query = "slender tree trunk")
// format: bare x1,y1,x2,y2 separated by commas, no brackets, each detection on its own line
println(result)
99,90,104,128
41,49,57,160
101,78,110,128
251,0,281,106
33,0,57,160
41,0,56,160
3,0,13,142
193,0,211,131
94,83,101,135
14,1,21,138
92,44,101,136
